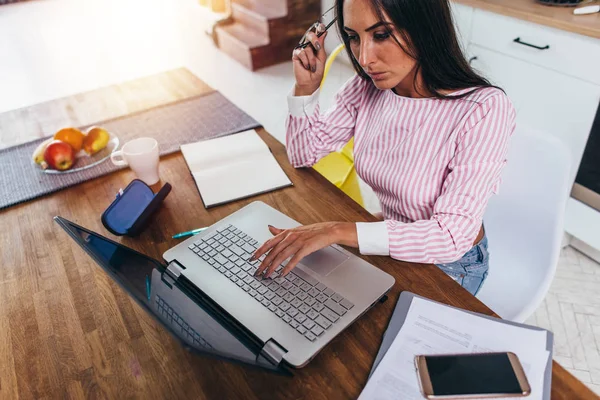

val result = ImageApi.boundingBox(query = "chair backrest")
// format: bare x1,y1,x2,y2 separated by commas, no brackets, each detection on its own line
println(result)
478,128,571,322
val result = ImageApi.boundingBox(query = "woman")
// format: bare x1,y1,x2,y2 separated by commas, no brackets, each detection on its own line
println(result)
251,0,515,296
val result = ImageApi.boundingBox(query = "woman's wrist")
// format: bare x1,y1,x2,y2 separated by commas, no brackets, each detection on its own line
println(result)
294,84,319,97
332,222,359,248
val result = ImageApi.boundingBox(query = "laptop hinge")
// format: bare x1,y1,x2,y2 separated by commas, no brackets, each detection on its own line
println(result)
164,260,185,286
260,339,287,366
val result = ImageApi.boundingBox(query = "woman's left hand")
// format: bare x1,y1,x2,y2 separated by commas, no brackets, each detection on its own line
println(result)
252,222,358,279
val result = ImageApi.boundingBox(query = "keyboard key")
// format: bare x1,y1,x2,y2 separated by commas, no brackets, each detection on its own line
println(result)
235,259,246,267
230,254,240,262
308,288,320,298
281,281,293,290
316,293,329,303
268,304,277,312
257,286,268,295
188,244,196,250
283,315,292,323
231,276,239,283
214,254,228,265
314,315,332,330
241,264,252,272
218,266,227,273
290,320,299,329
302,319,315,330
304,332,316,341
300,282,312,292
207,259,216,265
294,314,307,324
298,304,311,314
323,288,335,297
313,303,325,312
216,245,225,253
286,273,298,283
255,294,264,302
230,244,245,256
261,299,271,307
233,228,242,235
271,296,283,306
264,290,275,300
242,285,251,292
250,281,261,290
325,299,347,316
290,298,302,309
304,297,316,307
224,271,233,278
276,288,287,297
287,308,299,318
289,286,301,296
297,292,308,301
321,308,340,323
243,276,254,285
340,299,354,310
279,303,291,312
224,261,235,270
275,310,285,318
296,325,307,334
249,289,258,298
241,253,251,261
283,293,294,303
311,326,325,337
236,270,247,279
241,243,255,254
307,309,319,320
230,266,241,275
236,280,244,287
293,268,319,286
331,293,344,303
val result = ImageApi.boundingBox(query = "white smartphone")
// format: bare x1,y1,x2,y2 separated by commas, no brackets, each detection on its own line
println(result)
415,352,532,399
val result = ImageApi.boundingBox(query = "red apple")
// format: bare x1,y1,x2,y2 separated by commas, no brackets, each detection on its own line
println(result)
43,140,75,170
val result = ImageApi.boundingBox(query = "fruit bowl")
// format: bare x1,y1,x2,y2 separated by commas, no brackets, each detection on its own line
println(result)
35,131,119,174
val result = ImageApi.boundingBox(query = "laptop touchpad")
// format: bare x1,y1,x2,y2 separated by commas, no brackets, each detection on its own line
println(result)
299,247,349,276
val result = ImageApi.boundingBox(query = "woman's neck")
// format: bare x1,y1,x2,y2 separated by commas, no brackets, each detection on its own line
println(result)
392,65,429,98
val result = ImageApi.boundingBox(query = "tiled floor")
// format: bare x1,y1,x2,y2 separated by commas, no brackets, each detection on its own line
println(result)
525,246,600,395
2,0,600,396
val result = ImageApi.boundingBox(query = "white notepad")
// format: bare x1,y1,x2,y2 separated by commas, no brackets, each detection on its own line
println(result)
180,129,293,208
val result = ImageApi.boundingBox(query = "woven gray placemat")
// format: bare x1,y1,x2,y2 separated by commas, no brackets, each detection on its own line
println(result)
0,92,261,210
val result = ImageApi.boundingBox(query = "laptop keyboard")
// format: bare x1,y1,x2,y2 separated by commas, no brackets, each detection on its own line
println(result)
156,294,213,350
187,224,355,342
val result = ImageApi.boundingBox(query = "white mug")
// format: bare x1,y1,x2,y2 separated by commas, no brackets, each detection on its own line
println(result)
111,137,160,185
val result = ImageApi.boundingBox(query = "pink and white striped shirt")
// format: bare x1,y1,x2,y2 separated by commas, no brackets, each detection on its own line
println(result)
286,75,516,264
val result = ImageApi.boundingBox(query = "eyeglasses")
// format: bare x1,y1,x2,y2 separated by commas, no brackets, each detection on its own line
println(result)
295,6,338,50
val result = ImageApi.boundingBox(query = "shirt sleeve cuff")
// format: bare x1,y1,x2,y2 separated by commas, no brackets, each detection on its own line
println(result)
356,222,390,256
287,87,320,117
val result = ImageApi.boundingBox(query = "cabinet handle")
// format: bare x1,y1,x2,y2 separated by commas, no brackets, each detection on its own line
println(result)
468,56,478,64
513,37,550,50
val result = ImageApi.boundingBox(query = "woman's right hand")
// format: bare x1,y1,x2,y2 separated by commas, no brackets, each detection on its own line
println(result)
292,24,328,97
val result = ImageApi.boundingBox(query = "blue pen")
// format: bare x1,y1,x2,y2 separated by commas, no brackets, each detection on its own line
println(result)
172,227,207,239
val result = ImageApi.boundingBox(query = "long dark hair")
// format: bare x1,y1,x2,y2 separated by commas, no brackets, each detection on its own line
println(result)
335,0,495,99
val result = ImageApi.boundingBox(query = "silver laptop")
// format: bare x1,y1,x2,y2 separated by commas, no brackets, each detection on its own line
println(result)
163,201,395,368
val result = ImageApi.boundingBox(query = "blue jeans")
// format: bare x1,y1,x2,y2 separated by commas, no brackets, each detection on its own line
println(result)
436,233,489,296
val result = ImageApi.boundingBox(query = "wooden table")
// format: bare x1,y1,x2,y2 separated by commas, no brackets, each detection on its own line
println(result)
0,68,595,399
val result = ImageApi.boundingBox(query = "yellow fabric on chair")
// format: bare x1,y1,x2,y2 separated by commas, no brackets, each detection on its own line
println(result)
312,44,365,207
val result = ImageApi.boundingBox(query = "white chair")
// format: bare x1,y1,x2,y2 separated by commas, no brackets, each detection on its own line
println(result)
477,128,572,322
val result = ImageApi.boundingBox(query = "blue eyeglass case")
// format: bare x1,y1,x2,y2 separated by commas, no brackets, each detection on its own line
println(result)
101,179,172,236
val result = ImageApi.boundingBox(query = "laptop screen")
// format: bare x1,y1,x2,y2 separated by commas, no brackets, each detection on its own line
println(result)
54,216,287,373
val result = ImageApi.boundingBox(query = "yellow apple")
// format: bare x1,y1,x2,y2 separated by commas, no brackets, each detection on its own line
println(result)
83,126,110,155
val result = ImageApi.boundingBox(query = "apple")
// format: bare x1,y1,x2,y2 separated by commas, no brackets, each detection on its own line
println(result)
43,140,75,170
83,126,110,155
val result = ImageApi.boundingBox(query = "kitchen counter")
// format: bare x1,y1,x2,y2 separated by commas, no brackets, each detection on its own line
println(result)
455,0,600,39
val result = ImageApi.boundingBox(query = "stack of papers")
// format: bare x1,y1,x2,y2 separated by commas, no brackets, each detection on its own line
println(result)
359,297,550,399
